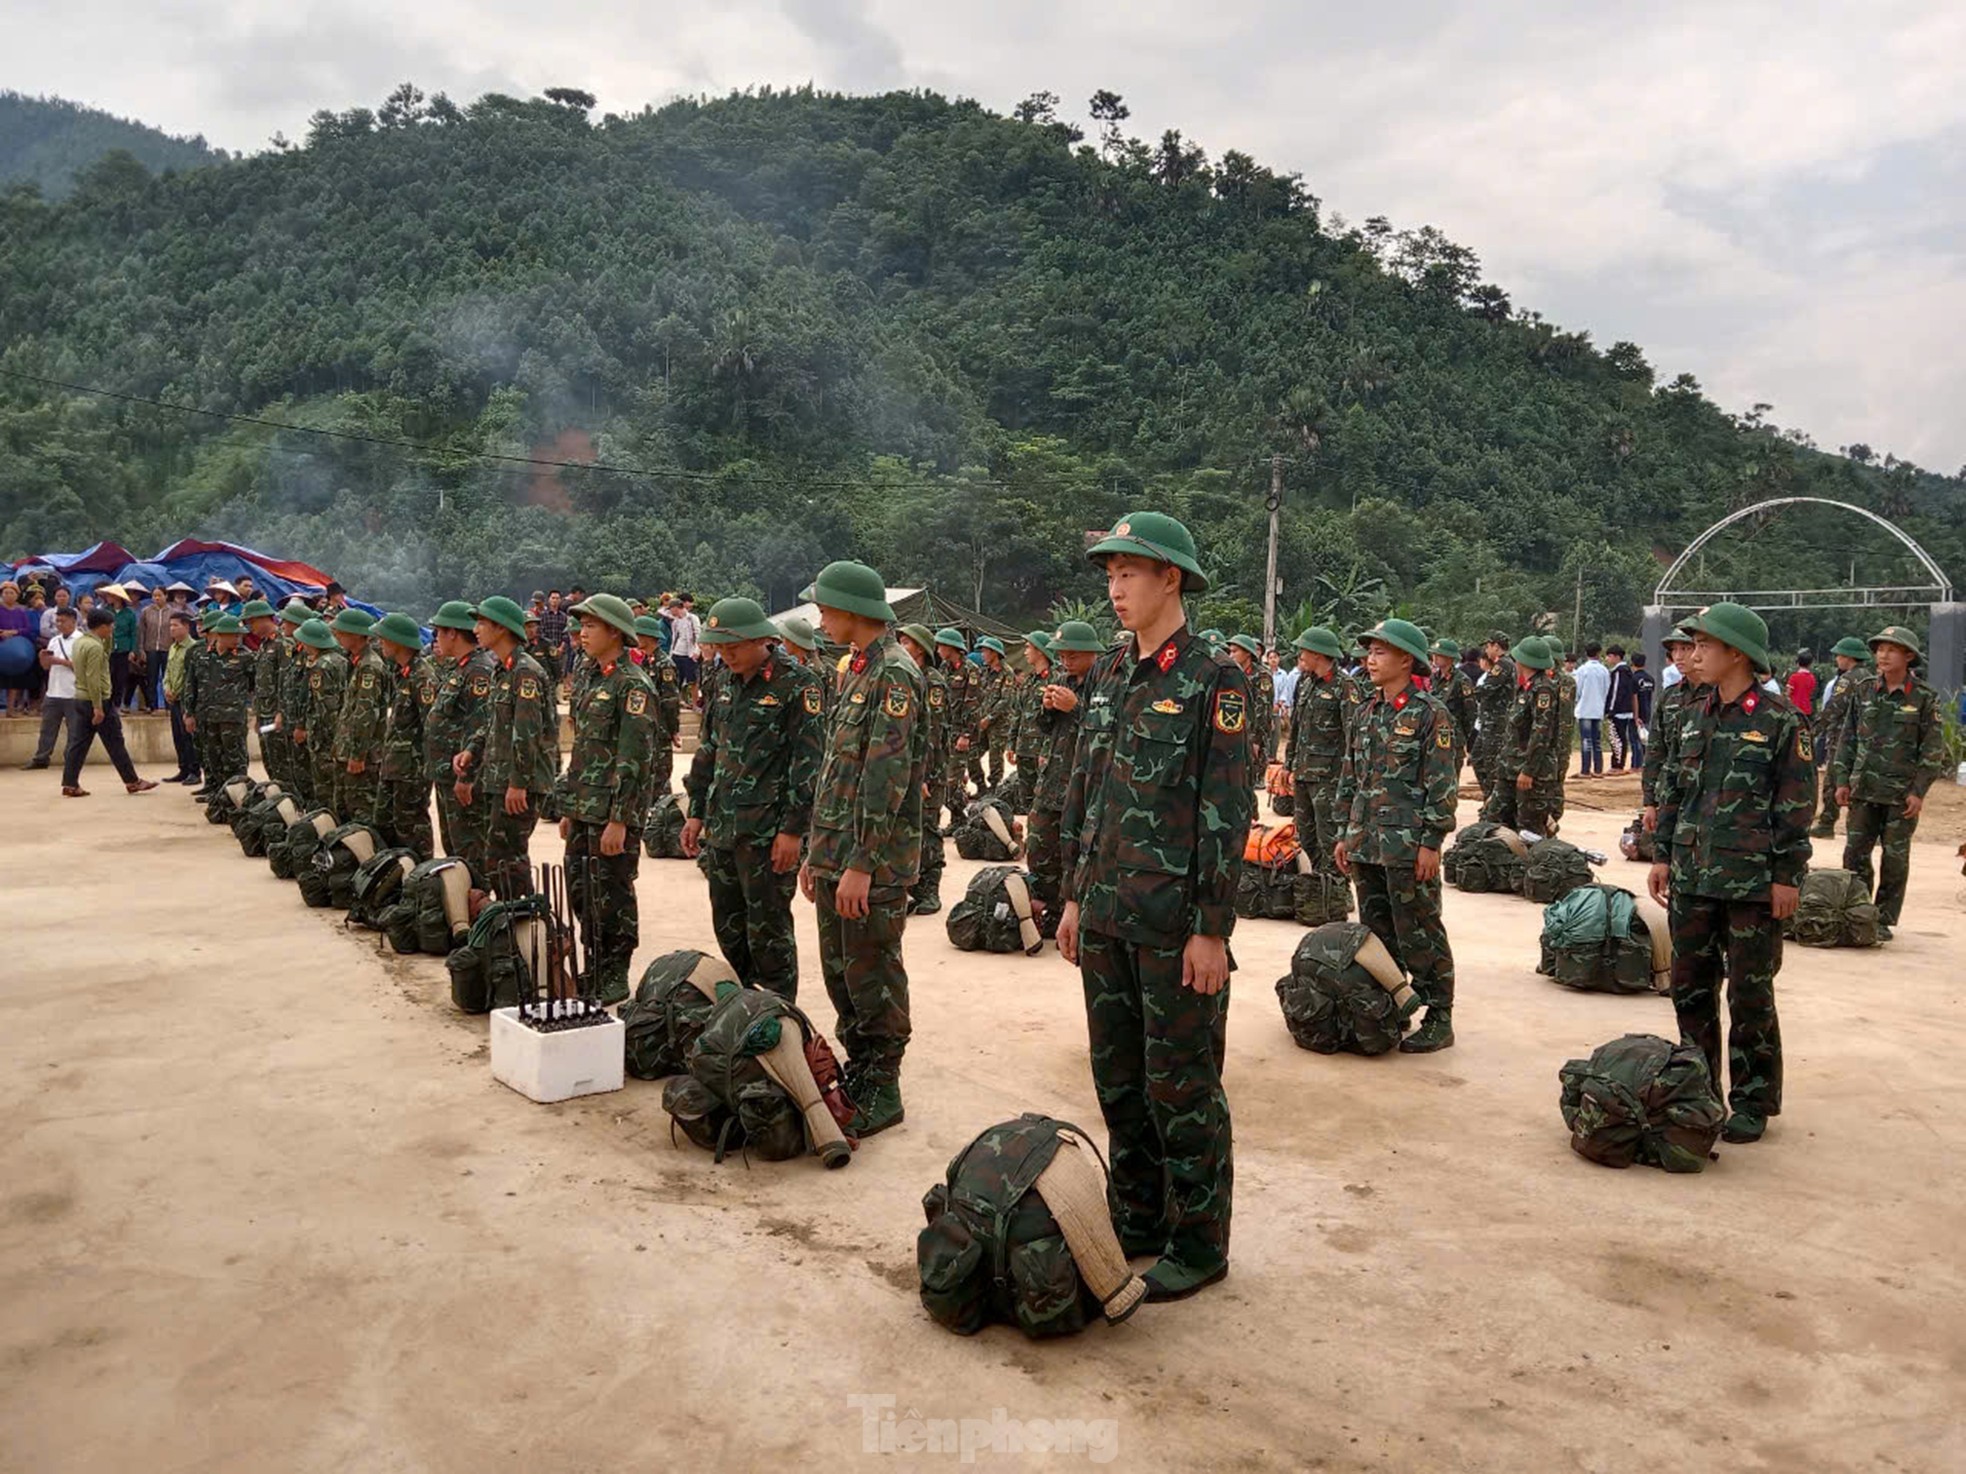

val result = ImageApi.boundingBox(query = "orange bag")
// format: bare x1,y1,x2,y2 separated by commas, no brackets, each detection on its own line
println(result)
1244,822,1300,866
1265,761,1289,796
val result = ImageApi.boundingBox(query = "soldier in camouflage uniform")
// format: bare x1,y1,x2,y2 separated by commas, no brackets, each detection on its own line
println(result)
459,595,559,899
553,595,657,1004
798,562,929,1138
1651,602,1816,1144
631,615,683,799
1547,638,1577,819
523,611,560,694
776,615,831,722
330,608,389,829
1227,636,1275,772
1810,636,1872,838
995,632,1053,814
1057,512,1251,1304
242,601,287,789
1336,618,1462,1052
684,598,825,995
371,613,436,859
292,618,348,812
184,612,220,796
896,624,949,915
1832,625,1946,940
1471,629,1517,799
1641,626,1700,836
1026,619,1101,937
1481,635,1565,836
1429,638,1478,772
182,613,254,785
274,603,315,802
427,601,494,882
1282,625,1356,878
935,628,978,828
971,636,1011,791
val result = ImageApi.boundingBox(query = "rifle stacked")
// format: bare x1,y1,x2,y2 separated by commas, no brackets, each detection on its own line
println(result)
518,860,610,1033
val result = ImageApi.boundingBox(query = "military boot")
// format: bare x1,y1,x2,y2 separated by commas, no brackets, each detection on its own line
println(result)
593,962,631,1007
848,1074,904,1137
1142,1258,1229,1303
1809,823,1835,839
1399,1007,1455,1053
909,879,943,917
1721,1112,1766,1144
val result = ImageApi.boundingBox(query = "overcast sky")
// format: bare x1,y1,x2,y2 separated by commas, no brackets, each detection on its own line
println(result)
10,0,1964,471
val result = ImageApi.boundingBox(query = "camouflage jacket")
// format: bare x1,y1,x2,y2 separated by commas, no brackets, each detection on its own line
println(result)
1335,678,1461,863
554,657,657,828
378,653,437,783
1502,670,1566,781
974,664,1010,738
427,647,495,783
1558,669,1578,757
941,656,981,742
184,644,254,722
684,649,824,847
807,632,928,890
917,660,950,777
1656,684,1815,899
1059,628,1253,946
1004,669,1044,763
1434,663,1478,757
300,650,349,745
644,649,682,739
1640,678,1700,805
280,641,312,734
795,649,835,723
253,634,294,723
1029,671,1087,815
1285,667,1358,784
1830,673,1947,803
470,648,560,795
1814,667,1865,762
333,646,392,763
1474,656,1517,740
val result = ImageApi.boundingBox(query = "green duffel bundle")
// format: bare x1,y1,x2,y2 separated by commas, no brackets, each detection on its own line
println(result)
1784,868,1882,949
346,848,417,929
952,797,1023,862
642,792,691,859
1537,884,1671,994
918,1114,1146,1338
948,866,1046,954
235,789,295,858
1234,860,1298,921
1293,869,1353,926
228,781,283,846
447,894,549,1014
272,807,338,881
1522,837,1595,904
986,770,1031,816
1274,921,1421,1056
660,988,853,1168
621,950,738,1079
1558,1033,1724,1172
1444,821,1528,894
1618,813,1658,863
379,858,475,956
305,822,383,910
206,773,259,827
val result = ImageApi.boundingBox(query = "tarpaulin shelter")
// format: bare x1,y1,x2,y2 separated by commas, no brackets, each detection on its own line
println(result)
9,538,381,618
769,586,1026,645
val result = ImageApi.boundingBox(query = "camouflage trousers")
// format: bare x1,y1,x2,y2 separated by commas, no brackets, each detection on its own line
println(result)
701,840,800,999
911,811,945,906
1843,800,1918,926
1479,774,1560,837
1025,807,1064,937
566,821,642,1003
335,767,378,837
374,778,434,862
939,752,971,830
1812,751,1843,834
483,800,541,899
1353,861,1455,1008
1248,714,1274,775
261,729,293,792
1293,774,1344,877
1470,733,1503,799
649,742,674,800
307,745,341,818
202,719,247,786
435,783,488,887
1078,926,1232,1274
1668,893,1782,1123
814,876,911,1083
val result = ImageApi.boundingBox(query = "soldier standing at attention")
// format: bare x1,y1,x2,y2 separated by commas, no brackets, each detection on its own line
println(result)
1832,626,1945,942
895,624,950,916
797,562,928,1138
935,628,978,827
457,596,558,899
1651,602,1815,1144
630,614,684,798
331,608,388,828
184,611,218,797
1281,626,1354,879
1481,635,1565,836
682,597,825,996
776,615,831,720
427,601,493,881
1429,638,1478,773
1227,636,1274,771
1641,626,1700,836
183,613,254,786
241,601,285,788
998,631,1052,813
553,595,657,1003
1056,512,1251,1304
1810,636,1872,839
292,618,348,811
1471,629,1516,800
1026,619,1102,938
1335,620,1462,1052
269,601,310,796
372,613,436,859
972,636,1010,791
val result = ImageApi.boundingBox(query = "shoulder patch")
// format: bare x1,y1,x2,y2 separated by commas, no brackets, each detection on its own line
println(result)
1214,690,1247,735
470,674,491,698
884,684,912,720
1796,728,1810,760
518,675,540,700
1437,725,1453,749
803,685,824,716
625,688,648,716
661,666,677,684
928,685,945,710
309,672,321,690
1537,691,1553,709
360,670,376,690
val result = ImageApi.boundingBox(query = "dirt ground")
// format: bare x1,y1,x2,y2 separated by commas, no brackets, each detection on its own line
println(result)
3,764,1963,1473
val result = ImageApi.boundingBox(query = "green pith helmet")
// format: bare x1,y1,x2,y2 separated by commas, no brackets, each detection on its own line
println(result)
375,612,423,650
777,614,820,652
572,592,639,641
1681,602,1773,674
1085,510,1209,593
1200,628,1226,645
1868,624,1923,663
897,622,938,654
278,600,312,626
239,598,275,621
431,600,477,632
698,596,777,643
1294,626,1344,659
330,607,376,637
1511,635,1556,671
976,635,1006,658
633,614,665,640
806,561,893,621
1664,626,1695,648
207,613,244,636
1830,636,1871,661
1546,637,1567,659
1431,637,1462,659
933,626,968,652
1228,634,1262,658
1023,630,1054,656
1360,617,1430,666
1486,628,1510,648
295,618,335,650
1050,620,1104,653
475,595,528,639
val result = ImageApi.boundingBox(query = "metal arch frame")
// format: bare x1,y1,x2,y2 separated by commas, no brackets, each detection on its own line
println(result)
1653,496,1954,612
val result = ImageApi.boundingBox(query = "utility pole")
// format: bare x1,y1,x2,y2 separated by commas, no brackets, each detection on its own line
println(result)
1573,567,1584,648
1263,453,1283,652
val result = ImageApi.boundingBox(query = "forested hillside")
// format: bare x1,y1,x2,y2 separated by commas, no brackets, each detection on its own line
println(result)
1,83,1958,640
0,92,228,198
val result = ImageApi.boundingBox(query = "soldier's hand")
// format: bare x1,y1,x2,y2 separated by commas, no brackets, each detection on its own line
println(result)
835,867,873,919
1182,934,1230,995
680,817,704,858
1647,862,1670,906
798,862,816,903
558,817,572,841
347,758,366,775
1641,804,1658,833
672,735,681,749
1414,846,1440,883
1056,902,1081,965
1770,882,1799,921
1046,684,1078,712
600,820,627,857
1904,793,1923,819
769,832,801,874
1835,784,1850,806
184,715,197,732
956,736,971,752
504,784,529,816
452,751,473,778
1332,839,1351,876
1516,772,1534,791
453,780,474,806
272,716,283,732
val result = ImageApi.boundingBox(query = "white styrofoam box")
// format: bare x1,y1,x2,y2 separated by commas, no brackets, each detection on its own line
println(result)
489,1008,625,1104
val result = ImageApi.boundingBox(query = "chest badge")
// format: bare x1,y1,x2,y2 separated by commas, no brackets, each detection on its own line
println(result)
850,689,868,705
1151,698,1186,716
1740,730,1768,744
757,693,781,707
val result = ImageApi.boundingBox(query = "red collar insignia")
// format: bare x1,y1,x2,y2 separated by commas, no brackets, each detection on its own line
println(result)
850,650,869,675
1393,690,1409,710
503,654,515,671
1155,640,1178,674
1743,693,1758,713
398,663,411,677
601,661,615,677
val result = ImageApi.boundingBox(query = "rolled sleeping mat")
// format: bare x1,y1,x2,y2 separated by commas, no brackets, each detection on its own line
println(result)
309,810,339,841
682,952,737,1001
223,777,254,810
1352,929,1421,1018
981,804,1021,858
435,860,474,946
1000,871,1044,955
756,1032,852,1169
1497,827,1530,859
512,917,552,1000
341,826,377,866
261,783,285,803
272,796,301,829
1631,893,1674,991
1033,1129,1146,1326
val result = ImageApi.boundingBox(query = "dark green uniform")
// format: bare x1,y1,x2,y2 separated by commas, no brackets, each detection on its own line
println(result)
300,650,349,810
1641,678,1700,807
333,645,390,830
1433,662,1478,771
973,662,1009,789
645,649,682,799
1245,665,1276,770
1832,672,1945,928
910,661,950,909
685,650,823,998
1481,670,1565,835
938,654,980,825
428,647,495,881
468,649,559,898
1285,667,1358,878
1811,666,1866,837
375,652,437,859
1024,669,1086,933
254,634,296,791
1471,655,1517,797
184,643,253,785
1059,629,1251,1284
279,639,316,803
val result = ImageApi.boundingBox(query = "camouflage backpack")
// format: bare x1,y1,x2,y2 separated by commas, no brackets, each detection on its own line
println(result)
250,792,304,862
1274,921,1421,1056
620,950,737,1079
1537,884,1668,994
642,792,691,859
660,988,836,1164
1292,869,1354,927
1618,812,1658,863
1521,837,1595,904
305,822,383,910
273,807,339,881
947,867,1045,954
1444,822,1528,894
446,895,549,1014
229,781,283,845
206,773,259,827
346,848,417,929
1558,1033,1724,1172
918,1113,1143,1338
1785,868,1881,949
952,797,1022,862
380,857,474,955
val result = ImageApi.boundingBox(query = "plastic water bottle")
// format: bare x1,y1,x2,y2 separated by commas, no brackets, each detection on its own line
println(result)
1956,761,1966,787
